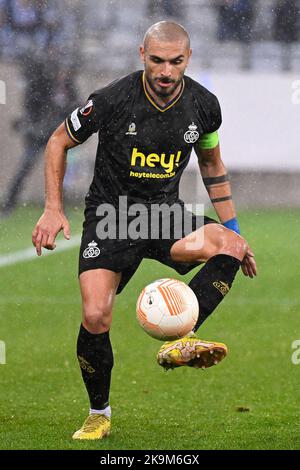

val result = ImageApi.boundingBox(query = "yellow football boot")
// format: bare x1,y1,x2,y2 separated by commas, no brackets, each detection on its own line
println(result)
157,334,228,370
72,413,111,440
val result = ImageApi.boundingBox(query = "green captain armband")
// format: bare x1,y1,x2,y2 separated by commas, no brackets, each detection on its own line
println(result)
199,131,219,150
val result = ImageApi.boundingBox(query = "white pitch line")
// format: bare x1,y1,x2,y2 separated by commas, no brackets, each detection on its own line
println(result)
0,235,81,268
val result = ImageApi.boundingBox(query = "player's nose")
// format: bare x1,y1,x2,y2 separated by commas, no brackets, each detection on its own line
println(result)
160,62,172,77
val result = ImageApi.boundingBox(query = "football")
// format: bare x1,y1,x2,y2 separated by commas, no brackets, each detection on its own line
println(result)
136,278,199,341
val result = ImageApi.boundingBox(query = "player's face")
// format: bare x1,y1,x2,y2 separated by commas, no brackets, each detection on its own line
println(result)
140,39,192,100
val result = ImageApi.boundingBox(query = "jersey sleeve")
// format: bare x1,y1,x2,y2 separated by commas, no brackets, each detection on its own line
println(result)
191,79,222,137
206,94,222,134
194,89,222,150
199,130,219,149
64,74,135,144
64,93,103,144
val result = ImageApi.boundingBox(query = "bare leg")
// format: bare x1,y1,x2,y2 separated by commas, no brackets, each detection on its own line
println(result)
171,224,248,330
76,269,121,413
157,225,248,370
170,224,247,263
79,268,121,333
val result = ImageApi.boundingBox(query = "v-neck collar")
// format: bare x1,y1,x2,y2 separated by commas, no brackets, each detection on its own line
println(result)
142,72,185,113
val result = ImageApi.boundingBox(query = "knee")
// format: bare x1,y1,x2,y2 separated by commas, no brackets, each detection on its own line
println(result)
216,230,248,261
82,301,113,334
229,233,248,260
236,236,248,259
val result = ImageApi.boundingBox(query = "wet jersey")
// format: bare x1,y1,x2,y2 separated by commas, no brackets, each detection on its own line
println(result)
65,70,222,208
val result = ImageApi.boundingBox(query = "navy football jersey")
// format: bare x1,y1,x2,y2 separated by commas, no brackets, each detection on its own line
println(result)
65,71,222,207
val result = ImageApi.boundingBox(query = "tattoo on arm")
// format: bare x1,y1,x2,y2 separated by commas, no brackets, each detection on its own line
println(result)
203,174,229,187
210,195,232,203
203,174,232,204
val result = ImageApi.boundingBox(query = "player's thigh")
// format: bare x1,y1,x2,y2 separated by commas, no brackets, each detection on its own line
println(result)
170,223,247,263
79,269,121,332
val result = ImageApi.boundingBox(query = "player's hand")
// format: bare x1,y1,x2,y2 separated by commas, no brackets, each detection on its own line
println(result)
241,247,257,278
32,209,70,256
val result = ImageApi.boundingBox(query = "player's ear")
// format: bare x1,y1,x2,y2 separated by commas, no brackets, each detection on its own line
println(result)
185,48,192,68
139,45,145,64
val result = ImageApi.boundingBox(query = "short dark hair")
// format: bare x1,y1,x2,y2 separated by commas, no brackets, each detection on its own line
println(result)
143,21,190,50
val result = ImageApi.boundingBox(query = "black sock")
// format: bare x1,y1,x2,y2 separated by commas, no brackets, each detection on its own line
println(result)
189,254,241,332
77,324,113,410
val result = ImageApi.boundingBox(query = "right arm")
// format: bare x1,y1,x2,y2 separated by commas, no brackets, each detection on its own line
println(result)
32,83,117,255
32,123,78,255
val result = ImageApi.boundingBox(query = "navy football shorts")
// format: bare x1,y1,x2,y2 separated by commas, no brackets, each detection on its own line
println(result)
78,202,218,294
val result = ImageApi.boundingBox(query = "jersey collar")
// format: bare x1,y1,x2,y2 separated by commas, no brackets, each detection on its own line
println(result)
142,72,185,112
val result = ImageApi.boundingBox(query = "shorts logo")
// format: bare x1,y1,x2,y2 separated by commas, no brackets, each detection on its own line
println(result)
126,122,137,135
83,240,100,259
213,281,230,297
184,122,199,144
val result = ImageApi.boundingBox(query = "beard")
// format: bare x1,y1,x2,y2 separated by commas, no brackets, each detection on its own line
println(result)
145,73,183,98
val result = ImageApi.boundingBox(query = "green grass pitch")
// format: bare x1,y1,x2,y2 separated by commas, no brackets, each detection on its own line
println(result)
0,207,300,450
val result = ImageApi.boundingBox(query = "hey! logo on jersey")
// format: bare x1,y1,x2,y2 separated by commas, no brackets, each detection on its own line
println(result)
130,148,182,174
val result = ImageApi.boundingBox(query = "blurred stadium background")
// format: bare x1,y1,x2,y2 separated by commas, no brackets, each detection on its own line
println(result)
1,0,300,451
0,0,300,211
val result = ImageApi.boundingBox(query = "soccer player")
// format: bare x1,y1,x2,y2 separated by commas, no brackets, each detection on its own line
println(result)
32,21,256,440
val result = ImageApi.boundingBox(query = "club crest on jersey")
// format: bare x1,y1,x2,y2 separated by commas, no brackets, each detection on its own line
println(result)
80,99,93,117
83,240,100,259
126,122,137,135
184,122,199,144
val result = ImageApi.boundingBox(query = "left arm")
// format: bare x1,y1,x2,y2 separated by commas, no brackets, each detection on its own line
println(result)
195,141,237,227
194,138,257,278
